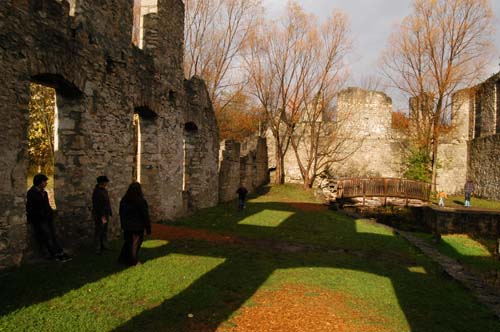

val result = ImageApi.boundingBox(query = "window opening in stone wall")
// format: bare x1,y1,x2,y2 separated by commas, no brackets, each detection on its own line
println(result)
474,92,482,138
133,113,142,183
496,80,500,134
28,83,58,208
132,0,158,48
54,0,76,16
133,107,157,183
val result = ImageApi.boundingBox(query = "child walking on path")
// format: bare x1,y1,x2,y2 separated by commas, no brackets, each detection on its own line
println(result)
438,191,447,207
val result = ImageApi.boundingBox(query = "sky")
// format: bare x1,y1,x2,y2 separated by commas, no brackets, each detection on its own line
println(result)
263,0,500,109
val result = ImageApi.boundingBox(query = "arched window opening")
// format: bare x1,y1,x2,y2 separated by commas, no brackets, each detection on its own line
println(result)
133,106,157,183
184,121,198,133
31,74,82,99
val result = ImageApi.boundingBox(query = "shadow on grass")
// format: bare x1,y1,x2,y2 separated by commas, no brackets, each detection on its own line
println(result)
113,199,499,332
1,188,499,332
0,241,177,317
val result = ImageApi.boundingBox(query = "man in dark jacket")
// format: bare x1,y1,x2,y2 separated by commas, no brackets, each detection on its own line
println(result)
26,174,71,262
92,175,112,254
236,184,248,210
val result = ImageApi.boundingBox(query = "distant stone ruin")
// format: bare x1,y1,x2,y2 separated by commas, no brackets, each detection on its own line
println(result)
268,73,500,201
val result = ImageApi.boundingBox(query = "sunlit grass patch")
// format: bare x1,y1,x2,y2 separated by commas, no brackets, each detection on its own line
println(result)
355,218,395,236
238,209,294,227
418,233,500,272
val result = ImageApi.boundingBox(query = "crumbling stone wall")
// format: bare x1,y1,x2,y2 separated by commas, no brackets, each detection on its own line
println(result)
335,87,402,178
240,137,269,192
467,72,500,200
219,137,269,202
435,89,474,194
0,0,220,269
437,72,500,199
469,134,500,200
219,140,241,202
183,77,220,210
267,87,402,183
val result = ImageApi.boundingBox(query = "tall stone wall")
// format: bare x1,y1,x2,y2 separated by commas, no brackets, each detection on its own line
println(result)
183,77,220,210
473,72,500,138
436,72,500,199
219,140,241,202
466,72,500,200
0,0,219,269
469,134,500,200
435,89,474,194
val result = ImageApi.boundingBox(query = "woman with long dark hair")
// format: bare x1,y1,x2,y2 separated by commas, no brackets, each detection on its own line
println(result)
118,182,151,266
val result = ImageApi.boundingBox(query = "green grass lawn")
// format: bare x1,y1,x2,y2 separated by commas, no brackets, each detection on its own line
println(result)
1,184,500,332
416,233,500,273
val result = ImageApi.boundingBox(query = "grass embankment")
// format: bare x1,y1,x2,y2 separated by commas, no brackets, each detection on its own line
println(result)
1,184,499,332
417,233,500,273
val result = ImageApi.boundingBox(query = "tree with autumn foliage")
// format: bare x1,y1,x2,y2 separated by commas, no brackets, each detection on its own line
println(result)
184,0,263,139
381,0,495,188
28,83,56,174
217,91,265,141
244,2,352,186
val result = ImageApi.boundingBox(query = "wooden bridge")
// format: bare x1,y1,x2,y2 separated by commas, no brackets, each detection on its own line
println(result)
336,178,432,204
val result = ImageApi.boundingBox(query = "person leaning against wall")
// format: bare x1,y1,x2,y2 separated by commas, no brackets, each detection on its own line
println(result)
92,176,112,254
26,174,72,262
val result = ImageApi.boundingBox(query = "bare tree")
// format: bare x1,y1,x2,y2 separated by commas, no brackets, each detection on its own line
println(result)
381,0,495,189
287,10,353,188
243,2,311,184
244,2,353,186
184,0,262,113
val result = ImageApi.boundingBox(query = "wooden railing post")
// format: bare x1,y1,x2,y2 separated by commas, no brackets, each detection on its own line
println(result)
383,178,387,206
362,179,366,207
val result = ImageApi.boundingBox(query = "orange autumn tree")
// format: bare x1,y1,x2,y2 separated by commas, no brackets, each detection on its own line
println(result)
381,0,495,187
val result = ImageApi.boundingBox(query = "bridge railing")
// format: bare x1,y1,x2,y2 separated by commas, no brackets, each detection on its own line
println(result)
337,178,431,203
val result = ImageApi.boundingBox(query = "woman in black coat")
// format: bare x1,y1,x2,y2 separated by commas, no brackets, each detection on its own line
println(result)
118,182,151,266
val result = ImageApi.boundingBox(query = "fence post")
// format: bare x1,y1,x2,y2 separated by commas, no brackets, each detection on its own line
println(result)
404,179,409,207
362,179,366,207
383,178,387,206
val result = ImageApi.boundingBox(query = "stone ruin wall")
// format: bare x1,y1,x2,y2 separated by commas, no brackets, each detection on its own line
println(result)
335,87,402,178
219,137,269,202
435,89,473,195
183,77,220,210
437,72,500,199
0,0,220,269
467,72,500,200
268,87,403,184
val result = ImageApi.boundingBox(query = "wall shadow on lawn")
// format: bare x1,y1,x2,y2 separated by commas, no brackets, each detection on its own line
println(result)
0,241,177,317
111,200,500,332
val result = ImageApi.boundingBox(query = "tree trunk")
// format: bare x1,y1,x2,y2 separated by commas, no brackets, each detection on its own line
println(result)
431,139,438,192
275,143,285,184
